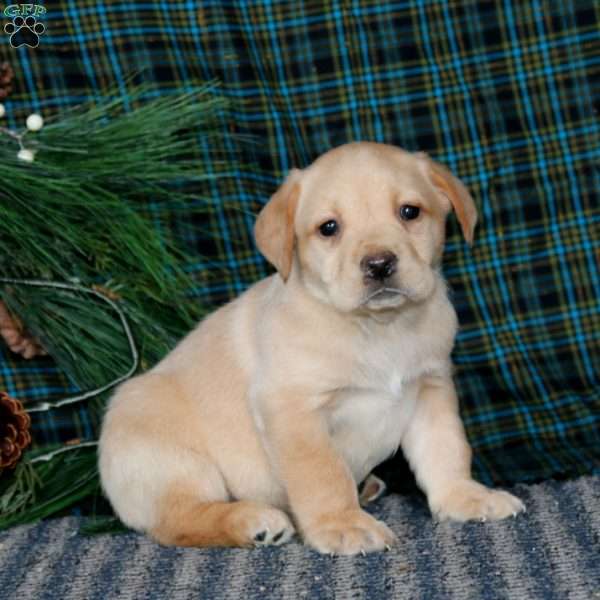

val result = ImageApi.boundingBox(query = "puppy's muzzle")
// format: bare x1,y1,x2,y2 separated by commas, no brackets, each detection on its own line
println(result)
361,252,397,282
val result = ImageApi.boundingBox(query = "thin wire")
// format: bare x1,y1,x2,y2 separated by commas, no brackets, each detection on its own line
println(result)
0,277,139,412
30,440,98,464
0,125,26,150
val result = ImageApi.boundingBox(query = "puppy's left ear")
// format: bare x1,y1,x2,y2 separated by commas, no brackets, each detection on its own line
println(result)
416,153,478,245
254,169,302,281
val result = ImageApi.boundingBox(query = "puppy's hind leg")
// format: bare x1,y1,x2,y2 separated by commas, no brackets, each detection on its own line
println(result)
151,485,296,548
100,373,295,548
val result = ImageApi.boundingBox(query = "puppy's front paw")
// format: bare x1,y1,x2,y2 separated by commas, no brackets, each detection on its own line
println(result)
303,509,396,555
430,480,525,522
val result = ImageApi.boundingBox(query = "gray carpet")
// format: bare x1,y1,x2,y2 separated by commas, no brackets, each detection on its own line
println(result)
1,476,598,600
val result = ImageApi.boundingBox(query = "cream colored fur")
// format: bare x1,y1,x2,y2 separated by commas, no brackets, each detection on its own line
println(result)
99,142,524,554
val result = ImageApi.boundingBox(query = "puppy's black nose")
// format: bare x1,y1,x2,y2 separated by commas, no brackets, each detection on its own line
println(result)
361,252,397,281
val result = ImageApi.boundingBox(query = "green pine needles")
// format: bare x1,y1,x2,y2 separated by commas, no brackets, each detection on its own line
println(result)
0,83,232,530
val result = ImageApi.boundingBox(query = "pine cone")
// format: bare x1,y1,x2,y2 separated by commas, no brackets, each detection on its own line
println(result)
0,300,47,359
0,62,14,99
0,391,31,471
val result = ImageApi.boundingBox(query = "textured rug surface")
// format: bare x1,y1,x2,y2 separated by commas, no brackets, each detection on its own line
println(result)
1,476,598,600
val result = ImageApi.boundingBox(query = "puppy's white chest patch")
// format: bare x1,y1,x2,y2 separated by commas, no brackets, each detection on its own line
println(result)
327,384,417,485
354,334,418,395
355,323,448,395
327,325,450,484
386,370,405,398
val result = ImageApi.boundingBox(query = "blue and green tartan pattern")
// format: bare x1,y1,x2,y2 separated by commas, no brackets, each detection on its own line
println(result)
0,0,598,486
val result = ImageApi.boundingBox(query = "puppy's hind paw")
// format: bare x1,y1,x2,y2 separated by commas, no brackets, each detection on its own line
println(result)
238,504,295,547
359,473,387,506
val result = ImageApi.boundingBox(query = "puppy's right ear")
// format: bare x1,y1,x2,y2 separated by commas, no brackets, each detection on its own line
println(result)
254,169,302,282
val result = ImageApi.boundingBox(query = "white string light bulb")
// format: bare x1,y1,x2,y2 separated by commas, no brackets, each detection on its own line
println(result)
0,106,44,162
26,113,44,131
17,148,35,162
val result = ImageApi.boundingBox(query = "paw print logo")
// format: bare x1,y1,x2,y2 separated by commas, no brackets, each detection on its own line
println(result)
4,16,45,48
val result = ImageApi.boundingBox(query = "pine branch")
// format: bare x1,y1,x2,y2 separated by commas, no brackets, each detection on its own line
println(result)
0,83,235,529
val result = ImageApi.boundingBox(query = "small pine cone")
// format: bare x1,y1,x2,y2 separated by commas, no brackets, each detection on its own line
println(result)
0,391,31,471
0,62,14,99
0,300,47,359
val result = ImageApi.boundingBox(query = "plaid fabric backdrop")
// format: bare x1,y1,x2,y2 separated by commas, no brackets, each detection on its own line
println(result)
0,0,598,487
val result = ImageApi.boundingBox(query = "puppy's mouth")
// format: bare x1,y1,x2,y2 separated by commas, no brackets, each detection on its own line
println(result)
362,286,413,309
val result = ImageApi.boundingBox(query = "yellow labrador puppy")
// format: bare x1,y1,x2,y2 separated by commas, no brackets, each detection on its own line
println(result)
99,142,524,554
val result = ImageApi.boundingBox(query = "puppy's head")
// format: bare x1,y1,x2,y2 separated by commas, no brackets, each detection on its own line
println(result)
255,143,477,313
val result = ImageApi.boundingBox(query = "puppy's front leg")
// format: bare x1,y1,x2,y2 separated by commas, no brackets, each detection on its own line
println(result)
401,376,525,521
263,392,396,555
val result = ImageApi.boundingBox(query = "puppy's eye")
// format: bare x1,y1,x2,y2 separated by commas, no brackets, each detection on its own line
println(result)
319,220,339,237
399,204,420,221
